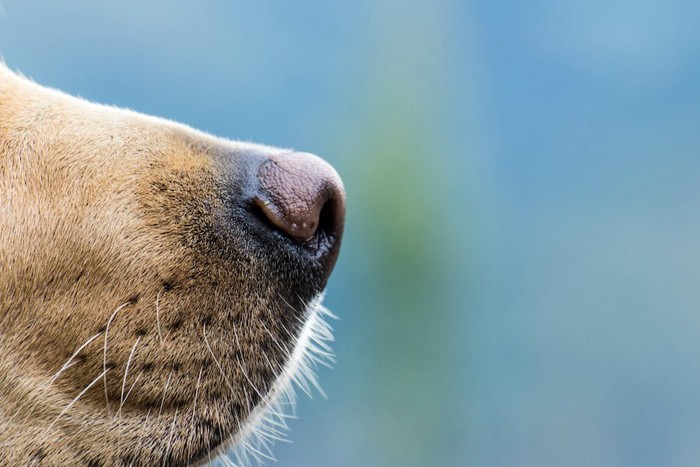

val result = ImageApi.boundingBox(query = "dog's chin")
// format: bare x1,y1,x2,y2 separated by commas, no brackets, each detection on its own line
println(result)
198,295,335,466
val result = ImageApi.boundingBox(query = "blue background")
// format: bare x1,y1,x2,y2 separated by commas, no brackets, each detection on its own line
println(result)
2,1,700,466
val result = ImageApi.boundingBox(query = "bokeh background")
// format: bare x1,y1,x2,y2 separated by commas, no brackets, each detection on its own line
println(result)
2,1,700,466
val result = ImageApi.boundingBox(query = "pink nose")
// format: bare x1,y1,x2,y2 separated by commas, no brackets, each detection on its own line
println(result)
253,152,346,268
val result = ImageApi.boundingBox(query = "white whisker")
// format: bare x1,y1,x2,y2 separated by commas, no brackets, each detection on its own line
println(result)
151,370,177,464
8,331,102,425
121,371,143,409
231,321,289,424
41,368,109,441
163,408,180,467
156,288,164,345
158,369,175,419
48,332,102,387
186,366,204,463
119,336,141,417
103,302,130,414
218,295,336,466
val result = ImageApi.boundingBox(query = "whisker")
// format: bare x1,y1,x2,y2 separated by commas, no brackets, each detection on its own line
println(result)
202,324,237,399
103,302,130,414
119,336,141,417
220,295,336,466
231,321,288,423
158,369,175,419
145,369,175,464
155,288,164,345
121,371,143,411
41,368,109,442
134,407,153,456
47,332,102,387
186,366,204,463
162,407,179,467
8,331,102,425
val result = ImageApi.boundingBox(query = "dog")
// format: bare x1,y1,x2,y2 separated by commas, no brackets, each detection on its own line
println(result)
0,62,345,465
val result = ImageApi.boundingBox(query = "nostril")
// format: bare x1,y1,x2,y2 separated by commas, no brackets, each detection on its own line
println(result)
253,189,328,243
252,152,346,266
317,197,336,239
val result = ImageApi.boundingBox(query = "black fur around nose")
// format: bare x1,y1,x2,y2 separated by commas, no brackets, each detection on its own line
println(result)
253,152,346,274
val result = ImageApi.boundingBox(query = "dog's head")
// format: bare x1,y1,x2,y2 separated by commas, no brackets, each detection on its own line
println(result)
0,64,345,465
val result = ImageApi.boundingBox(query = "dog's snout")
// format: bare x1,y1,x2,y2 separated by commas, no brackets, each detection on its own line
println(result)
252,152,345,271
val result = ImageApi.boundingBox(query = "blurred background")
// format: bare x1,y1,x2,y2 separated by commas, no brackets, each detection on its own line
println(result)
2,1,700,466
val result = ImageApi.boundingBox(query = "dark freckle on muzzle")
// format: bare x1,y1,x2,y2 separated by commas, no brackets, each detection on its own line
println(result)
249,152,346,281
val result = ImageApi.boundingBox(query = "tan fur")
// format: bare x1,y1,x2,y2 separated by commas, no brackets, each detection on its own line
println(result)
0,64,332,465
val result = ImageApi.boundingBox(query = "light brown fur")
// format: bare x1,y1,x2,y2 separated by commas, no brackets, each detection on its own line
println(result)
0,63,334,465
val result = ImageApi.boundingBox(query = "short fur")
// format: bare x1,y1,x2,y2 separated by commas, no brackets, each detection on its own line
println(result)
0,63,337,465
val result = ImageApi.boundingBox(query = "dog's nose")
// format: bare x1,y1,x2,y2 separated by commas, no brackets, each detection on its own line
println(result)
253,152,346,270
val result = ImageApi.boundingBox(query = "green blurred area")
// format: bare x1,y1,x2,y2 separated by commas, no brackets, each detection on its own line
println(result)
330,5,475,463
